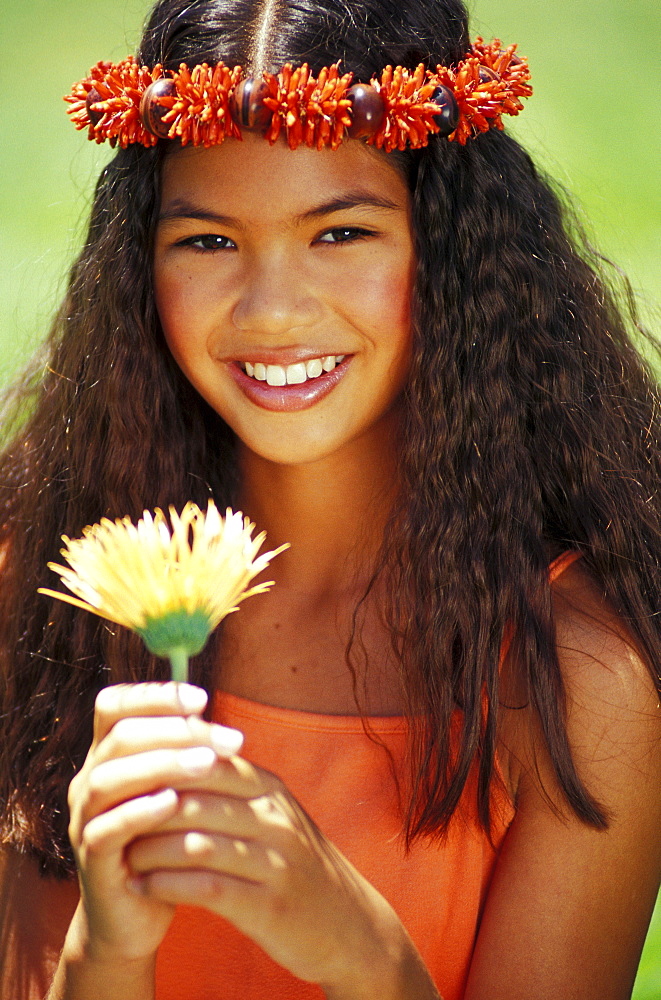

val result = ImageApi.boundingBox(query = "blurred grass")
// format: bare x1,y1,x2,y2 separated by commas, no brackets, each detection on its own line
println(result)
1,1,659,994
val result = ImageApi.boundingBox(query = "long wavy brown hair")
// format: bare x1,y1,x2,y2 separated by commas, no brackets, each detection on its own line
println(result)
1,0,660,877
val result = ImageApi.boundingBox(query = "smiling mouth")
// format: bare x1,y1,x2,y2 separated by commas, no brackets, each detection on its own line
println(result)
240,355,346,387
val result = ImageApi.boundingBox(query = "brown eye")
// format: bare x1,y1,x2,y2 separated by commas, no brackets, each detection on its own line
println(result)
316,227,373,244
178,234,236,251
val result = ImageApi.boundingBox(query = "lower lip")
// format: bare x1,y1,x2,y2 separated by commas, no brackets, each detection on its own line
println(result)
229,359,351,412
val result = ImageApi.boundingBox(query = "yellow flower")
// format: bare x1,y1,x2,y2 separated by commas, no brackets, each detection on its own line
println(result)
39,501,288,681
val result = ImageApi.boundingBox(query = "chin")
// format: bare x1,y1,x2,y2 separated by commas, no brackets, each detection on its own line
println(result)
238,438,348,468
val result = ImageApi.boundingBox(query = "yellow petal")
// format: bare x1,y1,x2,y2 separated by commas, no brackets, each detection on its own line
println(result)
41,501,288,655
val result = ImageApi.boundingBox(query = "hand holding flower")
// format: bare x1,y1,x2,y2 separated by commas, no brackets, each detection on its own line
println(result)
124,746,422,995
63,682,244,969
40,505,432,997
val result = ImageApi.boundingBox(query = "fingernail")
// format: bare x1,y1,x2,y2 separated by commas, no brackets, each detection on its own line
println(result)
175,684,209,714
210,724,244,757
178,746,217,773
150,788,178,810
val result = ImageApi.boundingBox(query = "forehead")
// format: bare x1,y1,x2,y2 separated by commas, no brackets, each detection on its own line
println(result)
159,133,411,226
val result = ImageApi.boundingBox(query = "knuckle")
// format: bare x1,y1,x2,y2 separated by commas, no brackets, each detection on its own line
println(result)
94,685,117,719
78,823,103,858
264,847,288,883
253,791,278,817
67,793,80,827
85,767,107,807
67,771,82,805
228,836,250,864
234,755,265,788
261,767,285,794
272,824,300,861
103,717,135,756
183,830,216,859
263,879,294,918
186,870,224,899
249,793,290,835
208,870,233,898
67,815,81,848
178,792,205,820
188,716,217,744
67,769,92,819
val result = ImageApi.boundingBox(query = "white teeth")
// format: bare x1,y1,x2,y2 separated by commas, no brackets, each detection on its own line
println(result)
266,365,286,386
243,355,346,385
286,362,307,384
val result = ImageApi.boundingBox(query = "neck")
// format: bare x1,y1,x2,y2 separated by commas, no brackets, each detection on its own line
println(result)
236,417,401,600
217,411,405,713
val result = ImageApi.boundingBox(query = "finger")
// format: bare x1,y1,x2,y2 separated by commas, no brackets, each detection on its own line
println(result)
80,750,274,827
128,829,285,885
97,714,244,763
146,754,275,802
131,867,268,917
93,682,208,744
76,788,180,857
156,791,290,839
79,746,220,824
204,755,278,800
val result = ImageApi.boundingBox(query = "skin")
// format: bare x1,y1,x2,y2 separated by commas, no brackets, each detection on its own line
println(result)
154,135,414,471
2,135,661,1000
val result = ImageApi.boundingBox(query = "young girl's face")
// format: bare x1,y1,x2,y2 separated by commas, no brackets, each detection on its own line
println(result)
154,133,415,467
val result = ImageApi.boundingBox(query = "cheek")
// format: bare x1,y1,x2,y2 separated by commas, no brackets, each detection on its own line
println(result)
356,255,414,362
154,267,212,358
387,263,414,332
333,251,413,341
154,268,184,344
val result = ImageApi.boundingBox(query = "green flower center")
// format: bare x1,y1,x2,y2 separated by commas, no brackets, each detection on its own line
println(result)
137,607,213,658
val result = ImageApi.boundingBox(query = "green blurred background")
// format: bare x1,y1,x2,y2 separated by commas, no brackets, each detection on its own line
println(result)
1,1,659,994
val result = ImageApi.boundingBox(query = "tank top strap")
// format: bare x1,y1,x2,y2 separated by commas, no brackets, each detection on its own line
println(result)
548,549,583,584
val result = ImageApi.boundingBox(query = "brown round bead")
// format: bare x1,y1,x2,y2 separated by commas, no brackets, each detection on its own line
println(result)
229,78,272,130
430,85,459,137
346,84,385,139
478,66,501,84
86,87,104,126
139,79,177,138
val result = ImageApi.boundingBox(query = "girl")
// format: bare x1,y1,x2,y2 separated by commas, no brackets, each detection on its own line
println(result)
1,1,660,998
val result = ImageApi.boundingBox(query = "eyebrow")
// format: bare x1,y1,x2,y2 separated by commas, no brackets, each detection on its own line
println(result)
158,202,241,227
158,190,402,227
293,191,401,222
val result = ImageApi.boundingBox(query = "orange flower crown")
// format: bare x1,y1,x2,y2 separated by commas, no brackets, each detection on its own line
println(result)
64,38,532,153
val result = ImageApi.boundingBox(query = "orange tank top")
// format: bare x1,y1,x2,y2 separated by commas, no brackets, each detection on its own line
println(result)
155,551,582,1000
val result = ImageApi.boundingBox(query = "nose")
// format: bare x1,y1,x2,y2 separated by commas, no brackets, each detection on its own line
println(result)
231,251,321,337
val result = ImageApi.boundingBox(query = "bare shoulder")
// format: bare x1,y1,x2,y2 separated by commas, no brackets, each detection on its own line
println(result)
551,556,658,693
501,557,661,801
0,846,79,1000
468,561,661,999
549,559,661,800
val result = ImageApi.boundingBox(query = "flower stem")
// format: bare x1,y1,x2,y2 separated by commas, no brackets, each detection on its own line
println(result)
168,646,189,684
